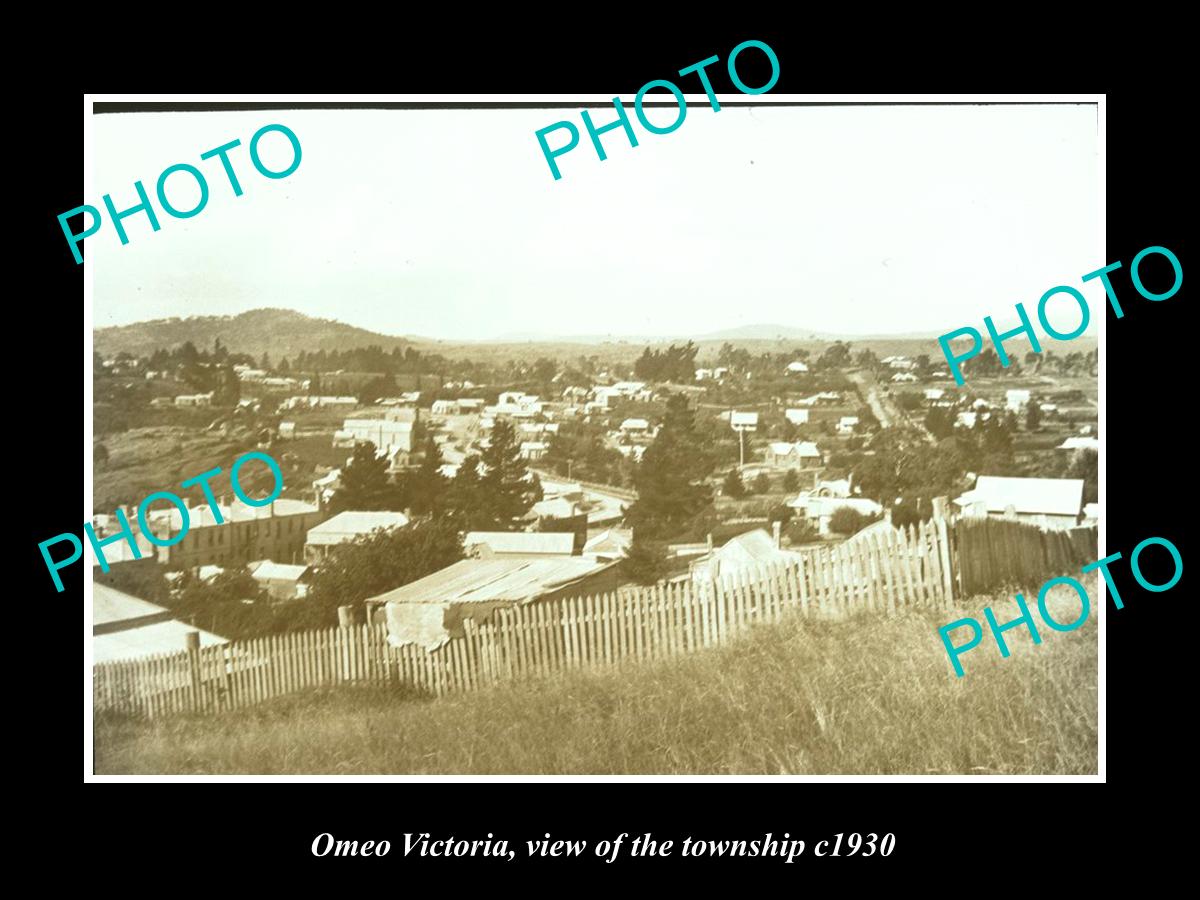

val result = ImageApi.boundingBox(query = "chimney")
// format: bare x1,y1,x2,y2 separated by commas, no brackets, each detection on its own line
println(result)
772,520,782,549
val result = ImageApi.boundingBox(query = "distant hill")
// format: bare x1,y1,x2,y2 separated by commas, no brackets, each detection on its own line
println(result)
94,309,422,361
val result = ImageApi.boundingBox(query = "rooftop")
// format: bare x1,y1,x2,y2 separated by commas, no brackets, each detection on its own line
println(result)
465,531,576,556
954,476,1085,517
370,557,614,606
306,510,410,545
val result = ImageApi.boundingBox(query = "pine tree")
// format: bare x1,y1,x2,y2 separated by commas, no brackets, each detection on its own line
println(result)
331,441,401,512
722,468,745,498
478,419,542,529
625,394,713,540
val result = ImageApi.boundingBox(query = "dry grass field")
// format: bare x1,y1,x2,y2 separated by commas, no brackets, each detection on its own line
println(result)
94,581,1098,776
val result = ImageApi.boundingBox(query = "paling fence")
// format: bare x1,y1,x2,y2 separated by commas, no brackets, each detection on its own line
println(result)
950,519,1098,597
94,517,1091,719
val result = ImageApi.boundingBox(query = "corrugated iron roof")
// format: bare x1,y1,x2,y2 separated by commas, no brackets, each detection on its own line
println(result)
372,557,614,606
465,531,575,556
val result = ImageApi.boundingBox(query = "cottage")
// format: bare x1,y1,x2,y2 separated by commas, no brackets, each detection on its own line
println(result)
519,441,548,461
174,392,214,407
690,528,802,583
837,416,860,435
1005,389,1031,412
341,416,415,454
619,417,651,435
952,475,1084,530
784,408,810,426
431,399,458,415
370,556,620,650
924,389,945,402
248,560,310,601
730,411,759,431
891,372,917,383
304,510,411,565
765,441,822,469
788,495,883,536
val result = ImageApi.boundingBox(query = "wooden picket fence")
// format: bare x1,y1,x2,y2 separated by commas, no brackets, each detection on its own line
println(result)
94,517,956,719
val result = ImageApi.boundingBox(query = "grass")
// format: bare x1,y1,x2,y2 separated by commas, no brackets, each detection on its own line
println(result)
94,585,1097,776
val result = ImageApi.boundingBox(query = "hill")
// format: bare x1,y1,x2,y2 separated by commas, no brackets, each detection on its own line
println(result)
94,308,423,361
94,589,1096,775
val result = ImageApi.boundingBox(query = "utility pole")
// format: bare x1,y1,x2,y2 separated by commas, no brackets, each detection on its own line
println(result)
738,427,745,470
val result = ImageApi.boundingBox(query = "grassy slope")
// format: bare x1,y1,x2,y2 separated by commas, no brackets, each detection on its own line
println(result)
94,588,1097,776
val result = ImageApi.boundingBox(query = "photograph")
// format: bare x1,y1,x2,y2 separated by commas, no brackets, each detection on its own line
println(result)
85,99,1101,776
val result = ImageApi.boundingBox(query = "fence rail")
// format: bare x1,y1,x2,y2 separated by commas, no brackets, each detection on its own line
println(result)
93,517,1096,719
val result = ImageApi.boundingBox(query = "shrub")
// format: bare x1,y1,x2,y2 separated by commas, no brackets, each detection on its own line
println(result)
829,506,882,536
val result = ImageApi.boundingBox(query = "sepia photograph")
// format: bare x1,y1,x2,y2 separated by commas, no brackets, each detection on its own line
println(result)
85,98,1101,776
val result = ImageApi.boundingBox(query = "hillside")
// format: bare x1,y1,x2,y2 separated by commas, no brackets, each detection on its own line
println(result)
94,308,423,361
94,589,1097,775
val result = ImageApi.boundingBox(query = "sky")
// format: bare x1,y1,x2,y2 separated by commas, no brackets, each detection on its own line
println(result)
92,102,1100,341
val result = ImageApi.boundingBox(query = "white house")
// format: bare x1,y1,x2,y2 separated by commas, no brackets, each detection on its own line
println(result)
784,408,810,426
924,389,946,402
765,441,822,469
431,399,458,415
837,416,860,435
952,476,1084,530
1005,389,1031,412
619,417,651,434
730,411,759,431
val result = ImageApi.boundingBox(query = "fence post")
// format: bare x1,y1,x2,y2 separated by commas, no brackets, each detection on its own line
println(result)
185,630,201,714
932,497,956,607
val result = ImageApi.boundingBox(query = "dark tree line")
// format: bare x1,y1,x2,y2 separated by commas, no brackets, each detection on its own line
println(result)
634,342,699,383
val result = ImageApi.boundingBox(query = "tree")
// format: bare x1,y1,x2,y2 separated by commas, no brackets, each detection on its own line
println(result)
330,441,402,512
302,518,465,630
621,533,669,585
829,506,881,536
401,435,448,515
476,419,542,529
211,365,241,408
625,394,713,540
722,468,745,498
260,352,271,370
358,374,397,405
817,341,852,370
752,473,771,494
1026,402,1043,432
781,469,800,493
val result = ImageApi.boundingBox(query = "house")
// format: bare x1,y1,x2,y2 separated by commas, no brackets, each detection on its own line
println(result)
303,510,411,565
312,468,341,506
812,477,852,498
952,475,1084,529
582,528,631,562
619,417,651,435
730,411,758,431
89,526,159,585
891,372,917,383
248,560,310,601
690,528,803,583
174,392,214,407
1005,389,1031,412
370,556,620,650
837,416,860,435
1082,502,1099,526
277,421,296,439
765,441,822,469
464,531,577,558
785,360,809,374
784,408,810,426
956,412,978,429
519,441,548,461
1057,436,1100,453
457,398,485,412
530,496,579,520
93,582,228,664
145,498,325,570
342,416,415,454
788,496,884,536
924,389,945,402
431,399,458,415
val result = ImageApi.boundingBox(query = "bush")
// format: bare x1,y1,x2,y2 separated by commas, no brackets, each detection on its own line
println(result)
721,469,745,498
781,470,800,493
786,517,819,545
752,473,771,494
828,506,882,536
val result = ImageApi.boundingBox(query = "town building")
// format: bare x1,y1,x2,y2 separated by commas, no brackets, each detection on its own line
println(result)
765,441,822,469
784,408,810,426
144,498,325,569
248,560,311,601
